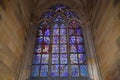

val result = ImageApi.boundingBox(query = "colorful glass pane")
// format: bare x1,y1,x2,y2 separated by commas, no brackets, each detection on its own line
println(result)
69,36,76,44
44,37,50,44
67,11,77,18
33,54,41,64
51,65,59,77
53,23,59,28
76,29,82,35
71,65,79,77
40,65,48,77
68,29,75,35
52,54,59,64
78,45,84,53
53,29,59,35
79,54,86,64
76,36,83,44
34,45,42,53
44,29,50,36
38,29,43,36
60,36,66,44
41,54,49,64
43,45,49,53
70,45,77,53
70,54,78,64
60,45,67,53
60,54,67,64
60,29,66,35
42,12,53,18
80,65,88,77
31,65,40,77
54,14,64,23
53,36,59,44
60,65,68,77
60,23,65,28
52,45,59,53
37,36,43,43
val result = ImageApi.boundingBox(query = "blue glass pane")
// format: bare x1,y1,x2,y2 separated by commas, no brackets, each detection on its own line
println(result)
32,65,40,72
52,54,59,64
33,54,41,64
66,11,78,18
79,54,86,64
60,45,67,53
45,29,50,36
41,54,49,64
54,14,64,23
76,36,83,44
31,65,40,77
53,24,59,28
52,45,59,53
60,36,66,44
69,36,76,44
70,45,77,53
44,37,50,44
37,36,43,43
71,65,79,77
38,29,43,36
60,54,67,64
51,65,59,77
42,12,53,18
53,36,59,44
40,65,48,77
60,23,66,28
68,29,75,35
31,72,39,77
70,54,78,64
60,29,66,35
34,45,42,53
43,45,49,53
78,45,84,53
53,29,59,35
60,65,68,77
80,65,89,77
76,29,82,35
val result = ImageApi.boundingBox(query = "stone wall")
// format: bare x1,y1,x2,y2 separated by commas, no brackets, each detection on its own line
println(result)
0,0,32,80
91,0,120,80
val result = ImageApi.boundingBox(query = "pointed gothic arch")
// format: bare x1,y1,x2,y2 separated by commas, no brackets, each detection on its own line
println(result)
30,4,90,80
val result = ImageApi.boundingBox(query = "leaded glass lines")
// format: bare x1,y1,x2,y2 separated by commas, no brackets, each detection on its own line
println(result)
31,4,89,79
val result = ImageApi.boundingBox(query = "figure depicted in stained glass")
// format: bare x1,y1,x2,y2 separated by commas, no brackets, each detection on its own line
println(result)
52,54,59,64
60,65,68,77
40,65,48,77
33,54,41,64
60,54,67,64
41,54,49,64
71,65,79,77
51,65,59,77
80,65,89,77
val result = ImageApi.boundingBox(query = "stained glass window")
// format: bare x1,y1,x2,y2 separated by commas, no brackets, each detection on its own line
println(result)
31,4,89,78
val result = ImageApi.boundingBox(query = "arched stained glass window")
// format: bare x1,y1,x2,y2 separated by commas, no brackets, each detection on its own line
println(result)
31,4,89,79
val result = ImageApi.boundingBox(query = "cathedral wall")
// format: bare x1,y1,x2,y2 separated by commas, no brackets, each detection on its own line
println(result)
91,0,120,80
0,0,32,80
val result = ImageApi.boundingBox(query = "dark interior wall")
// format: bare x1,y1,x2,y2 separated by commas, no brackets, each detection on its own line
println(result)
0,0,32,80
91,0,120,80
